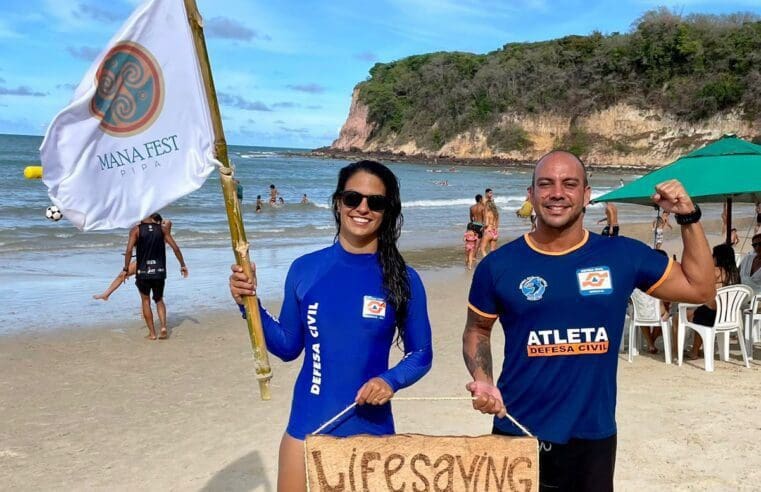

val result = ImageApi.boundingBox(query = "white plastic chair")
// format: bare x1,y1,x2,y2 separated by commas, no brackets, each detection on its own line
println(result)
677,285,753,372
628,289,672,364
743,293,761,360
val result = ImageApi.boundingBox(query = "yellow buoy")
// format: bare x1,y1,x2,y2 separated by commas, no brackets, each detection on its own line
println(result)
24,165,43,179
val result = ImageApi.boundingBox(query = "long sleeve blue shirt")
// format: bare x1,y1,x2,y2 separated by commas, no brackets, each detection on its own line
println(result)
255,242,433,439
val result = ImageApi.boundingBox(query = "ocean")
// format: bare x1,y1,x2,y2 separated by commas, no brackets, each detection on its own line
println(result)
0,133,744,334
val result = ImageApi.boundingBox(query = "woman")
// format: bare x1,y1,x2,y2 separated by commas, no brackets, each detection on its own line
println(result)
480,200,499,257
686,243,740,359
229,160,433,491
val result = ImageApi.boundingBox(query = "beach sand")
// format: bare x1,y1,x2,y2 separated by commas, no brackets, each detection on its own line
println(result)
2,221,761,491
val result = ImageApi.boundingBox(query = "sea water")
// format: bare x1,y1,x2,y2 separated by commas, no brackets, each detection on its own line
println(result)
0,134,742,333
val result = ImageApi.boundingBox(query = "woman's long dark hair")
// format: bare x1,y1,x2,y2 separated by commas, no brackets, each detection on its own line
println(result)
713,243,740,286
332,160,410,344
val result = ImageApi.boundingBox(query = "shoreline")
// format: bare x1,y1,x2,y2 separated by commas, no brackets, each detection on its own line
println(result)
3,215,754,337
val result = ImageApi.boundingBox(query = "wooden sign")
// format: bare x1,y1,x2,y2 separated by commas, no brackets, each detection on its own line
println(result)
306,434,538,492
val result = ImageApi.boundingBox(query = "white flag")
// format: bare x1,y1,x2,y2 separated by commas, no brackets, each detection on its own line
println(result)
40,0,216,231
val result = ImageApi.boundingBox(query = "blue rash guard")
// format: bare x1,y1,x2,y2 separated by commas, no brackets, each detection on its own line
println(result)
255,241,433,440
468,231,671,444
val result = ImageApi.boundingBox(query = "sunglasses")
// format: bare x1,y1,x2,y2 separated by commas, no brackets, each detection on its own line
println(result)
339,190,389,212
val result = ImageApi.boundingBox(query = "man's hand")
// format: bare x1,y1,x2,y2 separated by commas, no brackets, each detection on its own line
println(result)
355,377,394,406
180,265,188,278
466,380,506,418
229,263,257,304
652,180,696,215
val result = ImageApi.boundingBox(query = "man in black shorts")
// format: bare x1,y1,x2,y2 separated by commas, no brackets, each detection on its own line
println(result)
123,213,188,340
469,194,485,239
464,151,714,491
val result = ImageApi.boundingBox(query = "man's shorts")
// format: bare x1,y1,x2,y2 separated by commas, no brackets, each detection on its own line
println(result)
757,213,761,225
469,222,484,238
601,225,620,237
493,426,616,492
135,278,165,302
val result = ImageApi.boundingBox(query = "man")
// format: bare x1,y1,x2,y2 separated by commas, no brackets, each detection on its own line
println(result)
484,187,494,205
756,201,761,234
740,233,761,294
463,151,713,491
124,214,188,340
597,202,619,237
469,194,485,241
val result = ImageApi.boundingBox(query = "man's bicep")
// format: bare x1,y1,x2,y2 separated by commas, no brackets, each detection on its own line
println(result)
650,261,707,303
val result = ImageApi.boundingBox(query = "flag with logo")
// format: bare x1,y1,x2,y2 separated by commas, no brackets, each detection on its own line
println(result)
40,0,216,230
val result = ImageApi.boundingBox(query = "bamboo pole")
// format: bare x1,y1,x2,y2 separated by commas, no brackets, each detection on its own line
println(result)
183,0,272,400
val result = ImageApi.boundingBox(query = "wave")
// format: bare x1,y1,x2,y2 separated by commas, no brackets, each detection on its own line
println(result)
402,195,527,208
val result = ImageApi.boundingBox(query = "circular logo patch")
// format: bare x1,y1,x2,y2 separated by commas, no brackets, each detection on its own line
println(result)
90,42,164,137
519,276,547,301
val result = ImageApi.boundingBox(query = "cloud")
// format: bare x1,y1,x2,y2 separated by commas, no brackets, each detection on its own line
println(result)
287,83,326,94
56,83,78,91
280,127,310,134
247,118,256,124
66,46,100,61
0,77,4,83
306,105,323,110
205,17,271,41
354,51,378,62
272,101,298,108
273,119,285,124
217,92,272,111
73,3,123,23
0,85,46,97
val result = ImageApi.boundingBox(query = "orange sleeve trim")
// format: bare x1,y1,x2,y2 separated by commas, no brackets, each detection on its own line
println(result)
468,303,499,319
646,256,674,295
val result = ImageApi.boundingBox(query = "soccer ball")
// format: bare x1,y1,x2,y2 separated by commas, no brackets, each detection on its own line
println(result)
45,205,63,222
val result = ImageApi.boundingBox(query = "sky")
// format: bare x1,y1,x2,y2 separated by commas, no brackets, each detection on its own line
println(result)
1,0,760,149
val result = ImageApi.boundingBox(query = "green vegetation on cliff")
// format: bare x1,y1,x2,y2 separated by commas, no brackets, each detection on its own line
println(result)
357,9,761,151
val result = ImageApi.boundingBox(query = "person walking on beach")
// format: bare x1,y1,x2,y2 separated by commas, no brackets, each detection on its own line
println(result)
755,201,761,234
94,214,173,301
463,150,713,491
124,214,187,340
255,195,263,213
464,222,479,270
229,160,433,492
597,202,619,237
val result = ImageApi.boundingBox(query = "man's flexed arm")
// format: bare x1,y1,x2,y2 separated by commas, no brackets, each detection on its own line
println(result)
463,308,506,417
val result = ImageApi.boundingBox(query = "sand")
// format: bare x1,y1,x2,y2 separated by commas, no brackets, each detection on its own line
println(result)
2,224,761,491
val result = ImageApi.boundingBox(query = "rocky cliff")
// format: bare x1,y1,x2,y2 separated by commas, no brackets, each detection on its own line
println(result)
332,90,758,167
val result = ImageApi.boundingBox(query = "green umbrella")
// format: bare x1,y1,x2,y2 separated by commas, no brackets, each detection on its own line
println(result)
593,134,761,243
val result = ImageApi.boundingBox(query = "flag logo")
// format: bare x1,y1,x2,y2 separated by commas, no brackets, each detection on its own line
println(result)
90,42,164,137
576,266,613,296
362,296,387,319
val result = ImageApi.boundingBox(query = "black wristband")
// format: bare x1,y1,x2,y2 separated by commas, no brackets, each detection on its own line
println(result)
122,267,128,272
675,204,702,225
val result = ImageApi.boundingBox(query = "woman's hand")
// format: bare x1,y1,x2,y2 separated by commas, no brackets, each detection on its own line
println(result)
355,377,394,406
229,263,257,304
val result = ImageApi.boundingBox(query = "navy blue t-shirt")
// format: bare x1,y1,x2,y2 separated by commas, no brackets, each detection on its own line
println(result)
468,230,671,443
258,242,433,439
